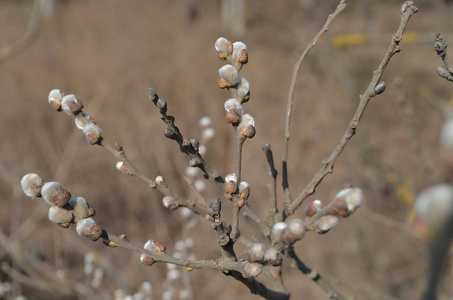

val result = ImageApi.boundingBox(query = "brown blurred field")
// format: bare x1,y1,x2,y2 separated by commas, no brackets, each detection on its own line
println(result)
1,0,453,299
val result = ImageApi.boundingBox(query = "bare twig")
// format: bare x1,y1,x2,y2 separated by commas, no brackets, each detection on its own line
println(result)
277,1,418,221
261,144,278,223
434,32,453,81
230,132,245,241
282,0,347,213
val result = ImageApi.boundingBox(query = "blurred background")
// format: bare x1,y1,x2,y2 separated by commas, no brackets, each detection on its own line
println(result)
1,0,453,299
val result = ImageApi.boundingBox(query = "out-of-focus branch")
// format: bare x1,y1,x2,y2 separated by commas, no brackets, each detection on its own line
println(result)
277,1,418,221
282,0,347,212
434,32,453,82
0,0,44,64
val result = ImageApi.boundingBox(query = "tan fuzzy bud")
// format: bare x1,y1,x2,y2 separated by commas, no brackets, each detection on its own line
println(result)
48,89,64,111
21,173,43,198
48,206,73,227
76,218,103,241
305,200,321,217
155,176,168,188
334,187,364,215
144,239,166,253
270,222,287,243
225,109,242,125
69,197,91,219
162,196,179,210
62,94,83,115
246,243,266,262
232,42,248,64
218,65,239,87
41,181,71,207
225,181,238,195
83,123,103,145
264,247,282,267
286,219,306,241
238,114,256,139
314,215,340,234
242,262,262,278
239,181,250,200
218,76,229,89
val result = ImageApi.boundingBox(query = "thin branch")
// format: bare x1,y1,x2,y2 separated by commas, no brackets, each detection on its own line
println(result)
230,132,245,241
261,144,278,223
282,0,347,211
277,1,418,221
285,247,351,300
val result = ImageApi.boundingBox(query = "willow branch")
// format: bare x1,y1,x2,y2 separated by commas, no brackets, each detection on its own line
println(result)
262,144,278,223
277,1,418,221
282,0,347,210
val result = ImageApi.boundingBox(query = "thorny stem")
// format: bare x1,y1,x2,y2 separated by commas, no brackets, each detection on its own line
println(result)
278,1,418,221
282,0,347,212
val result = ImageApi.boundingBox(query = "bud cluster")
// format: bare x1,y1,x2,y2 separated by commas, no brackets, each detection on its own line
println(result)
270,218,306,245
48,89,103,145
215,37,255,139
20,173,101,241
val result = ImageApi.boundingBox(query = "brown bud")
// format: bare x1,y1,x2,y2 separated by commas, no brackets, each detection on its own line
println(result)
69,99,84,115
52,188,71,207
218,76,229,89
304,202,318,217
86,133,102,145
236,48,248,64
49,99,62,111
140,254,155,266
225,181,238,195
236,198,245,208
164,128,176,139
240,124,256,139
332,197,350,217
225,109,241,125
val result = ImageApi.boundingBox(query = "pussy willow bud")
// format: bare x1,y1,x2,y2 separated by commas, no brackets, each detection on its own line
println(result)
194,179,206,192
236,198,245,208
21,173,43,198
41,181,71,207
162,196,179,210
282,219,306,245
48,89,64,111
164,128,176,139
314,215,340,234
438,66,450,79
83,123,103,145
242,262,262,278
61,94,83,115
264,247,282,267
232,42,248,64
48,206,73,228
69,197,94,219
237,77,250,103
155,175,168,188
116,161,131,175
239,181,250,200
238,114,256,139
218,65,238,88
224,98,243,125
333,187,364,217
374,81,386,95
185,166,199,179
305,199,322,217
270,222,287,243
140,254,155,266
246,243,266,263
76,218,102,241
215,37,231,60
74,112,92,130
144,239,166,253
224,173,238,195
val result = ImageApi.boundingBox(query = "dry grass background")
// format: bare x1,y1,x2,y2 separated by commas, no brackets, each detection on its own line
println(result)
1,0,453,299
